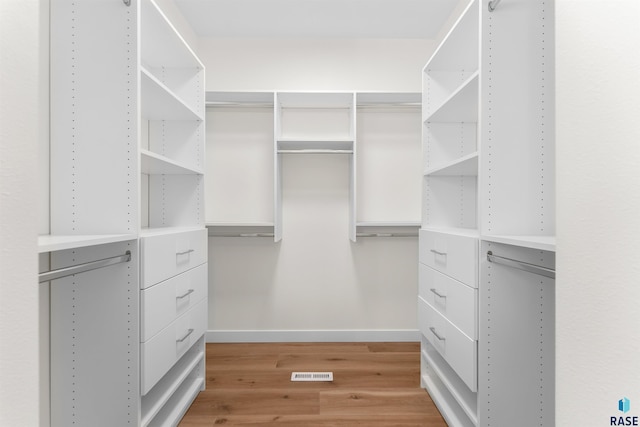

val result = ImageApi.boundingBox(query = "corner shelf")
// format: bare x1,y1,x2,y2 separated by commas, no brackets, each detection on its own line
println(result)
141,68,203,121
424,72,479,123
424,152,478,176
141,149,203,175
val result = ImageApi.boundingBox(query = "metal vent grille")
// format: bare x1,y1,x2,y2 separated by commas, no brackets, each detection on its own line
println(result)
290,372,334,382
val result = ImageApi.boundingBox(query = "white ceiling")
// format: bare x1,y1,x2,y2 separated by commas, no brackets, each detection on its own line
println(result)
174,0,458,39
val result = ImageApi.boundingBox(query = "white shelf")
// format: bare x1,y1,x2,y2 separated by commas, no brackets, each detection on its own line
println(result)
424,152,478,176
206,91,274,106
425,72,479,123
424,0,479,72
356,92,421,107
140,226,205,238
481,235,556,252
420,226,479,239
277,139,354,152
141,68,203,121
140,0,203,69
356,221,420,227
206,223,275,237
141,346,204,427
38,234,137,253
277,92,354,108
141,149,203,175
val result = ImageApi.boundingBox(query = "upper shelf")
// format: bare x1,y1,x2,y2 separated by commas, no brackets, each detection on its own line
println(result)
277,92,354,109
206,91,274,107
141,68,203,121
277,139,354,152
141,0,203,69
424,72,479,123
424,0,478,72
482,235,556,252
38,234,137,253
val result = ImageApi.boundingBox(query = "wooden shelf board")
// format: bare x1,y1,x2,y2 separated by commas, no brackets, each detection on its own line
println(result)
38,234,137,253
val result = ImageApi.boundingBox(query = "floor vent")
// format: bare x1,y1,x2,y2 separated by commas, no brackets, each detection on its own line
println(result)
290,372,334,382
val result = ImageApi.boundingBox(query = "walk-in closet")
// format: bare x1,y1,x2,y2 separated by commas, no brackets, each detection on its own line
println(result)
2,0,639,426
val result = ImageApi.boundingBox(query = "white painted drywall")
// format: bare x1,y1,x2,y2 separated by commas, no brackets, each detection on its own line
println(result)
0,1,42,425
556,0,640,424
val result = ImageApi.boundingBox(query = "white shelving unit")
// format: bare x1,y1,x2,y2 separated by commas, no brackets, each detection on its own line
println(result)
205,91,421,243
419,0,555,426
275,92,357,241
47,0,207,425
205,91,275,237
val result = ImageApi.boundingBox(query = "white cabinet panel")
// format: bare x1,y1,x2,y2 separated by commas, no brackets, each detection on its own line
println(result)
141,298,207,395
141,263,208,342
418,297,477,392
419,229,478,287
419,263,477,339
140,228,207,288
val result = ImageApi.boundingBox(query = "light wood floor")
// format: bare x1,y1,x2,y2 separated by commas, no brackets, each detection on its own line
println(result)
179,342,447,426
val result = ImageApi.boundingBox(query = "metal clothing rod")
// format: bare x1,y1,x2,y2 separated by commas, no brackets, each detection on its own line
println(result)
356,233,417,238
39,251,131,283
210,233,275,237
488,0,502,12
278,149,353,154
486,251,555,279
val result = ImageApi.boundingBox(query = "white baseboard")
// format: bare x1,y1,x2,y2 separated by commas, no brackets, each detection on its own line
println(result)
205,329,420,343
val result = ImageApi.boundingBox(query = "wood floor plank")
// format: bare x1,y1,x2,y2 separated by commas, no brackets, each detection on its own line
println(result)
275,352,419,371
319,390,440,416
184,389,320,417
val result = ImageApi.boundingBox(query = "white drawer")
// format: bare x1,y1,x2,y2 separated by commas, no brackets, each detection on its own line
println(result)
419,264,477,339
141,263,208,342
141,298,207,395
419,229,478,287
141,228,207,289
418,296,477,392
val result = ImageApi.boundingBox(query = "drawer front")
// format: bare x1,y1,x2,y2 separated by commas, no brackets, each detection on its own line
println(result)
419,264,477,339
418,297,477,391
141,228,207,288
141,298,207,395
419,229,478,287
141,263,208,342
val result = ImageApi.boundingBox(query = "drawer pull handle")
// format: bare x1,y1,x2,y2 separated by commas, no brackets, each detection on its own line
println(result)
176,328,194,343
176,289,195,300
430,288,447,299
430,249,447,256
176,249,195,256
429,327,446,341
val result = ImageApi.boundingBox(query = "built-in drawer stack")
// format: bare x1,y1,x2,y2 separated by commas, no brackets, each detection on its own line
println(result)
418,229,478,392
140,228,208,426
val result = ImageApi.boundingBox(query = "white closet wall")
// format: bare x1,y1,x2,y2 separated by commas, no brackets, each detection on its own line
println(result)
556,1,640,424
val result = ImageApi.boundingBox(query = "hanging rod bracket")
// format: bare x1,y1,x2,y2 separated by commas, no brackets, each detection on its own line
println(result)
488,0,501,12
123,0,131,6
